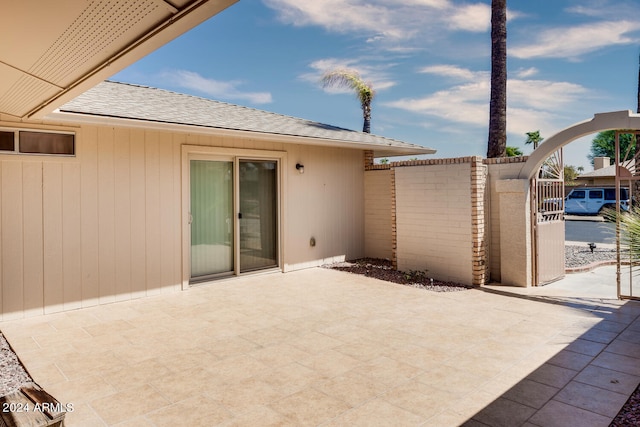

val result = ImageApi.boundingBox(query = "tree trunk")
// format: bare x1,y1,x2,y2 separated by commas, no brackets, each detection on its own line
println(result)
363,103,371,133
487,0,507,158
637,51,639,114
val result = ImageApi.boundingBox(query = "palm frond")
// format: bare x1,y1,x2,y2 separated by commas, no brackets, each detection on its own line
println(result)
606,205,640,272
321,69,375,106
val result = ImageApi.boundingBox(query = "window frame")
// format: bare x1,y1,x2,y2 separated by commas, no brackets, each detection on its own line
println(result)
588,190,603,199
568,190,585,199
0,127,76,157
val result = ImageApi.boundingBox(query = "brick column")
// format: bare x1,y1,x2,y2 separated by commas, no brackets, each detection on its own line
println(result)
390,168,398,270
364,150,374,170
470,156,489,285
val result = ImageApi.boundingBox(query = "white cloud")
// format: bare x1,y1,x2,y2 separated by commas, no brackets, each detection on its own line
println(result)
418,64,486,81
263,0,495,52
514,67,538,78
447,3,490,32
566,0,639,20
162,70,273,104
385,80,489,126
383,69,591,137
511,20,640,59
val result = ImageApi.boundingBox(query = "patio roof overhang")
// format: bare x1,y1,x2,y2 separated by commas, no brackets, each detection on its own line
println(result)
0,0,237,120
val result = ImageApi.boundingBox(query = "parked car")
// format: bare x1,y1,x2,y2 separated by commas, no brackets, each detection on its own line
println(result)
564,187,630,215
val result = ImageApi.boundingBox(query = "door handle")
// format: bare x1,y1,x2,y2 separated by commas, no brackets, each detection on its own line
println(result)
238,213,243,219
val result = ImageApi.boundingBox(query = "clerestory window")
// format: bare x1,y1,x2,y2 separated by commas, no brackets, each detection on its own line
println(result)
0,129,75,156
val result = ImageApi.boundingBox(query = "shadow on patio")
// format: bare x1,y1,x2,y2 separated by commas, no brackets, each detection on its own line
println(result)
463,282,640,426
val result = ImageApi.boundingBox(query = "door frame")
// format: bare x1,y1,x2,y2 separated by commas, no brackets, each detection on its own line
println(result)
181,145,288,289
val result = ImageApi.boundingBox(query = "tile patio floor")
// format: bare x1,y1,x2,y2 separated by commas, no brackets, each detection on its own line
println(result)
1,267,639,426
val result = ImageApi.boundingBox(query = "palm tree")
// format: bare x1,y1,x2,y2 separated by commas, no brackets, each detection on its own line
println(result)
487,0,507,158
321,69,375,133
525,130,544,149
505,146,523,157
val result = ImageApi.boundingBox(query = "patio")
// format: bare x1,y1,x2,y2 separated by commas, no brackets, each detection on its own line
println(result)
1,267,639,426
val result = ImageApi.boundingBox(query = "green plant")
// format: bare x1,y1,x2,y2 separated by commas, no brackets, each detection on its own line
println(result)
604,206,640,268
525,130,544,150
403,269,428,282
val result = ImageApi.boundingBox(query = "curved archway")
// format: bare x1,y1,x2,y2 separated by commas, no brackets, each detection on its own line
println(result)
519,110,640,180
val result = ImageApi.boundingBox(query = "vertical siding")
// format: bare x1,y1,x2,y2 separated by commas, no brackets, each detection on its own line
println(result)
158,132,177,293
1,162,23,320
62,163,82,311
97,127,116,304
43,163,64,313
283,145,365,270
81,127,100,307
0,123,367,318
114,128,132,302
129,128,147,299
145,132,162,296
23,163,44,317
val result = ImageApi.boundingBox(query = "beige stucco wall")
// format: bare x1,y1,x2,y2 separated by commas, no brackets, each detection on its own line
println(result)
484,159,527,282
394,163,473,285
363,169,393,260
495,178,532,287
0,119,365,319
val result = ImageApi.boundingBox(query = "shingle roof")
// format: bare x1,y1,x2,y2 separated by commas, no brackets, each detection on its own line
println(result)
57,81,435,156
577,165,616,178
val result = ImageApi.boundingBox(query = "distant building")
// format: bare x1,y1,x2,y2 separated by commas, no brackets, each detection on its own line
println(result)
575,157,616,186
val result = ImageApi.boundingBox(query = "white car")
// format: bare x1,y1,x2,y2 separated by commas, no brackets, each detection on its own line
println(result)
564,187,629,215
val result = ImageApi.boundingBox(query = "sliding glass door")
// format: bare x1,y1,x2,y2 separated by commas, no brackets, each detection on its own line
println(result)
239,160,278,272
190,158,278,282
190,160,234,279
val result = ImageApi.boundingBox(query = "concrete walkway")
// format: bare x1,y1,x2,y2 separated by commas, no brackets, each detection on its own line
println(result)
1,267,639,426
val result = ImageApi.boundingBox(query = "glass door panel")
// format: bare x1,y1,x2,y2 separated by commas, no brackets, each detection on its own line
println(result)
239,160,278,272
190,160,234,279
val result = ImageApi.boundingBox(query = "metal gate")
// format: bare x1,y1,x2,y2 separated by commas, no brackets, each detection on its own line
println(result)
532,149,565,285
615,131,640,300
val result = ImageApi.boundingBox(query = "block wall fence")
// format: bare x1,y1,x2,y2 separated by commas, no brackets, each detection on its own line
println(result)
363,151,527,286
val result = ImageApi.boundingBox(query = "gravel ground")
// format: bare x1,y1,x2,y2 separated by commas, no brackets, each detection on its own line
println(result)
325,258,472,292
0,332,33,397
611,385,640,426
565,244,618,268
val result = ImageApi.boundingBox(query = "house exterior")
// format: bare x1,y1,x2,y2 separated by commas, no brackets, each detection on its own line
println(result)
574,157,616,186
0,81,434,319
0,0,439,319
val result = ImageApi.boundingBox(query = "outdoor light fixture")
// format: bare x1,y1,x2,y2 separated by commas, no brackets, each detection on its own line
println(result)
296,163,304,174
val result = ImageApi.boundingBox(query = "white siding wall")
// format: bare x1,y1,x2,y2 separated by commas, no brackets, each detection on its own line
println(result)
395,164,473,284
0,121,365,319
284,144,365,270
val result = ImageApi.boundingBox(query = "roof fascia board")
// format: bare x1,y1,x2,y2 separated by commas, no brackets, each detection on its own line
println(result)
45,110,436,156
28,0,238,120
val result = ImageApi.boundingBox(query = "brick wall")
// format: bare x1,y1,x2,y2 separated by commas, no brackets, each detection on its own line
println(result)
365,156,490,286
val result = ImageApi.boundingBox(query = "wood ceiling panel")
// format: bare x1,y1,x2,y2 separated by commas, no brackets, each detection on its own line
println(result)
0,0,238,118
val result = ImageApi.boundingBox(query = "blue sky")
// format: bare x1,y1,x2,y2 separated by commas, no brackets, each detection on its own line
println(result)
113,0,640,170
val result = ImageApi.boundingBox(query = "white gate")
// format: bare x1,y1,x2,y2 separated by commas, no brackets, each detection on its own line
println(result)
532,149,565,285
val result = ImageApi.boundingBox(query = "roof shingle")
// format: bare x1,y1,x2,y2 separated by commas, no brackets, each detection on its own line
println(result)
58,81,435,156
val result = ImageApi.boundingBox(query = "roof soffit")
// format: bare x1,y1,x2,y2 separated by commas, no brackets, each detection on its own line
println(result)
0,0,237,119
